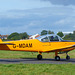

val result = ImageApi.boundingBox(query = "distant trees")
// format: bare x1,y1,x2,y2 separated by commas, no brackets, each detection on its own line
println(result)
41,30,47,35
57,31,64,37
73,31,75,34
63,33,73,40
63,31,75,41
7,30,55,40
7,32,29,40
48,30,54,34
40,30,75,41
56,31,75,41
6,30,75,41
41,30,54,35
19,32,29,39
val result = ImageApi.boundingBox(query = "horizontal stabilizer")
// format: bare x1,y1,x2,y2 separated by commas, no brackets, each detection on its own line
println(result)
0,43,15,45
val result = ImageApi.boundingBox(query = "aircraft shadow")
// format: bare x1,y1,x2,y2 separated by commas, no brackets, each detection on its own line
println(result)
0,58,75,64
21,58,75,62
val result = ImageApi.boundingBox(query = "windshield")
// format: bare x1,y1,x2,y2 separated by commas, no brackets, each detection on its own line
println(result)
41,37,49,42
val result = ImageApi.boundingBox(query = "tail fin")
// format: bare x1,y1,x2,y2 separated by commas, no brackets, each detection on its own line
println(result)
0,39,2,42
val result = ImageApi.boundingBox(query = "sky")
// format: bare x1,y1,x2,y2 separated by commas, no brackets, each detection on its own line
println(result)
0,0,75,35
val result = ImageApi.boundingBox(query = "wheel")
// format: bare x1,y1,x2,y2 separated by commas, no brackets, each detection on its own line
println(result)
37,54,42,60
66,55,70,60
55,56,60,61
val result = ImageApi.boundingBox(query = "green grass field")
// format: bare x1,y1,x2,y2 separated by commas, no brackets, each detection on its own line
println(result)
0,64,75,75
0,50,75,75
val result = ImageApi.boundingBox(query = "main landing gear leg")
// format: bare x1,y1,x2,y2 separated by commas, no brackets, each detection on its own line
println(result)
55,51,60,61
37,52,42,60
66,52,70,60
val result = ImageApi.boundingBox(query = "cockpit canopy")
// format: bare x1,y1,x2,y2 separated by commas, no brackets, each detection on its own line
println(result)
36,34,63,42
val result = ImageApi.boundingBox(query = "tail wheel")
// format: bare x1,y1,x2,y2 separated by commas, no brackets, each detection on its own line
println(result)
55,56,60,61
66,55,70,60
37,54,42,60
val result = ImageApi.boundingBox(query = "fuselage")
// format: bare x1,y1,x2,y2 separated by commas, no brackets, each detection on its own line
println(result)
0,38,75,53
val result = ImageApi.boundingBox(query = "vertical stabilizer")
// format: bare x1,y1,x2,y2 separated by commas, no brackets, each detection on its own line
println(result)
0,39,2,42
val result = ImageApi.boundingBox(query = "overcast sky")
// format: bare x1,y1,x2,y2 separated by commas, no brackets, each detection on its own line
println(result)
0,0,75,35
0,0,51,11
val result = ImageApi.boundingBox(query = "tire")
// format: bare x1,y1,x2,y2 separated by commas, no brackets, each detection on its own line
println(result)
55,56,60,61
66,55,70,60
37,54,42,60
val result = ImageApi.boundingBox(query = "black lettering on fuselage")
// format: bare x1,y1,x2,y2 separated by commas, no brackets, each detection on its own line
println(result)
13,43,32,48
25,44,28,47
23,43,25,48
13,45,16,48
29,43,32,47
19,44,23,48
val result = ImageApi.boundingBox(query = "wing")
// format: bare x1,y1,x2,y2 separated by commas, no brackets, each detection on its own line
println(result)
45,45,75,52
56,45,75,51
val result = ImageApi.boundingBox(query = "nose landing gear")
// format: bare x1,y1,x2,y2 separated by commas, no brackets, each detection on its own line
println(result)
55,51,70,61
66,55,70,60
66,52,70,60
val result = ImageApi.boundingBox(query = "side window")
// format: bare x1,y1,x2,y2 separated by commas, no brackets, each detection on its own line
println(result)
54,36,59,41
41,37,49,42
49,36,54,41
49,36,59,41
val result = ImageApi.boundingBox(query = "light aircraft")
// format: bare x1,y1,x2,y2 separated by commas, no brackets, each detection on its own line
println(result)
0,34,75,61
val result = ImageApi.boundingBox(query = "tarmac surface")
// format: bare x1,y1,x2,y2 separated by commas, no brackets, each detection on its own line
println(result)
0,58,75,64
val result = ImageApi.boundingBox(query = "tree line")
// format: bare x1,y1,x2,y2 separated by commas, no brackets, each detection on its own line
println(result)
4,30,75,41
7,32,29,40
63,31,75,41
41,30,75,41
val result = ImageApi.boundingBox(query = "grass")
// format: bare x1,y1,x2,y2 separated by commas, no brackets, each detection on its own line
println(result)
0,50,75,75
0,64,74,75
0,50,75,59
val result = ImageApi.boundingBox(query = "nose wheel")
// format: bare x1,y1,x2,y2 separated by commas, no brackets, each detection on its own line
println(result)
66,55,70,60
66,52,70,60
